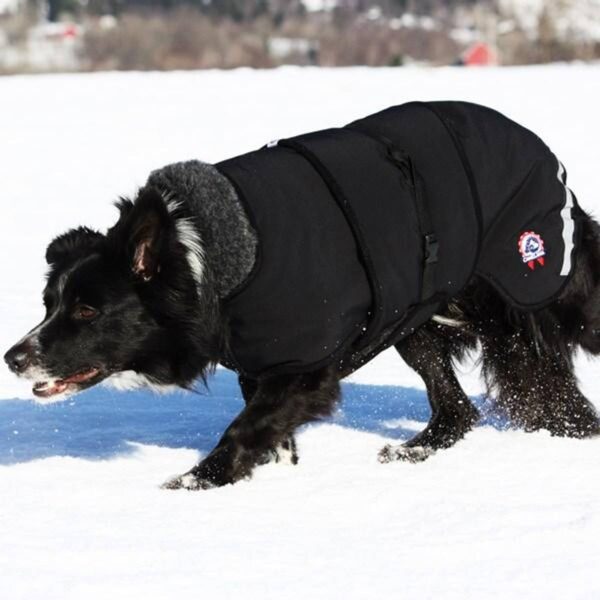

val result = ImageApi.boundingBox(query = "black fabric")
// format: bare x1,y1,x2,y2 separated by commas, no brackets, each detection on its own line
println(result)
421,101,581,308
216,101,580,377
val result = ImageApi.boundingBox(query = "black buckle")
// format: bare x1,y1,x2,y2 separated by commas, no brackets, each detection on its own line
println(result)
424,233,439,264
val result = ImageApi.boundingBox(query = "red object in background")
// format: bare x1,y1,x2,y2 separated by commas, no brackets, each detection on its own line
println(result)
463,42,496,66
62,24,78,39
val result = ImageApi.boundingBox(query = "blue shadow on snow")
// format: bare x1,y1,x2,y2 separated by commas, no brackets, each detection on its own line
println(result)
0,368,503,465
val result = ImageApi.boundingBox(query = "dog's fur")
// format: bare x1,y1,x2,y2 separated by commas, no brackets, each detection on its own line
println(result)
5,155,600,490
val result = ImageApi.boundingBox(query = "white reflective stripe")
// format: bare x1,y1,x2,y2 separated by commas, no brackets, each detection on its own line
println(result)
267,139,279,148
557,160,575,276
558,160,566,183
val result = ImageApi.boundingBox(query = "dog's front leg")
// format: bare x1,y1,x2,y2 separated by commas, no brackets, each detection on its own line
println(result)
239,375,299,466
162,367,340,490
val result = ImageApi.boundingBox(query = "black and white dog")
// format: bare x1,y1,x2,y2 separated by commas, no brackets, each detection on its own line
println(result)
5,101,600,490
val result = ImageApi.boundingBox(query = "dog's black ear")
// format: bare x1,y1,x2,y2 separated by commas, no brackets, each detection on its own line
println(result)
46,227,104,267
110,187,171,282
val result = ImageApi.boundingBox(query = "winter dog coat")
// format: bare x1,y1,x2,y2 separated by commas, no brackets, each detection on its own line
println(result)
216,101,582,377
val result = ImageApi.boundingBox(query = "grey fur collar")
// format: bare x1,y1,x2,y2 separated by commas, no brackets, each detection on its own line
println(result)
146,160,257,298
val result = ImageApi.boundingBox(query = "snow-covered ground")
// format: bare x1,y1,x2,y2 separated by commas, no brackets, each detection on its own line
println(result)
1,65,600,599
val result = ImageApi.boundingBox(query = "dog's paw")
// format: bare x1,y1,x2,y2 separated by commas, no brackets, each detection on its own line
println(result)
378,444,435,464
257,437,299,466
160,473,216,491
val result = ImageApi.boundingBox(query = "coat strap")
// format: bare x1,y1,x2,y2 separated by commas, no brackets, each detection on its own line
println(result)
381,139,439,301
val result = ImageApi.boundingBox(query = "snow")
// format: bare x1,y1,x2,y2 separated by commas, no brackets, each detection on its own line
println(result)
1,64,600,598
3,427,599,599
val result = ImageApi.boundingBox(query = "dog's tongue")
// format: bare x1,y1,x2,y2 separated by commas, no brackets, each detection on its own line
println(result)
32,368,100,398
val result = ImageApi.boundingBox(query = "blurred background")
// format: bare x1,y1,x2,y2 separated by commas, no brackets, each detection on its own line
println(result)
0,0,599,74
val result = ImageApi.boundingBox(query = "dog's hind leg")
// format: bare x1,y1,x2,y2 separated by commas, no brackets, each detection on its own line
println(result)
480,329,600,438
238,375,299,466
378,325,480,463
455,209,600,437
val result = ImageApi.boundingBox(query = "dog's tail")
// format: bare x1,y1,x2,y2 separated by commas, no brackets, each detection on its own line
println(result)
571,211,600,354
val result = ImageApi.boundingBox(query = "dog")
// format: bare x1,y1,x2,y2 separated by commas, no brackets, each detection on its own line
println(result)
5,101,600,490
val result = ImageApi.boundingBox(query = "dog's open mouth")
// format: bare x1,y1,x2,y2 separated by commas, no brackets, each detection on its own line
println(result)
32,367,102,398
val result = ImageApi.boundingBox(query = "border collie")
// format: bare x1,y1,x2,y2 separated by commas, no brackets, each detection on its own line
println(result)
5,101,600,490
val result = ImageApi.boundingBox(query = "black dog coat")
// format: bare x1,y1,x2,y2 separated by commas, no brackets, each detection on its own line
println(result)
217,101,581,377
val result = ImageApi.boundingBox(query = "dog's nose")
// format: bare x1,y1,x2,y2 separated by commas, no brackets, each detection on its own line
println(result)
4,343,31,374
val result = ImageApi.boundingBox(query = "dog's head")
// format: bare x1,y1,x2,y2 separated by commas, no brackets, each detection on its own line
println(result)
4,187,219,401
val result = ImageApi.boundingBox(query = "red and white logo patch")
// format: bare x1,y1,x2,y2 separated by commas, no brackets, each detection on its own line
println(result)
518,231,546,270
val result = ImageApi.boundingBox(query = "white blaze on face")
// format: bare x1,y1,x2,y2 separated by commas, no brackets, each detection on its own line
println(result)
14,256,97,403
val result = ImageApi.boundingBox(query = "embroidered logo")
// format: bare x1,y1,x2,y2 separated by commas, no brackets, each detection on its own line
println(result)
518,231,546,270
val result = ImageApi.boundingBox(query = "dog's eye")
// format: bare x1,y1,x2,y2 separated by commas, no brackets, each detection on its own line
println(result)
72,304,98,321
